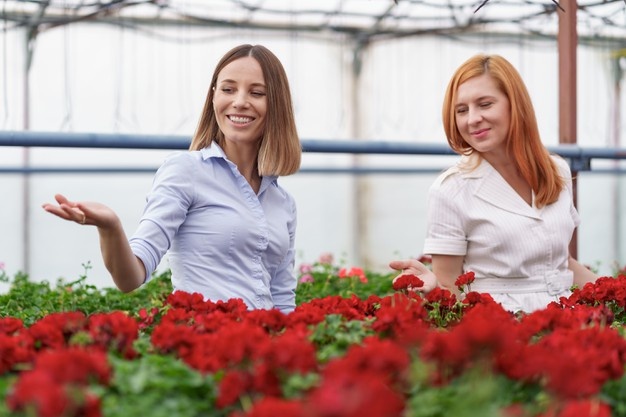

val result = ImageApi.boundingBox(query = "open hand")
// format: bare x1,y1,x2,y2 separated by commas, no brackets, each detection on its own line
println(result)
42,194,119,229
389,258,438,293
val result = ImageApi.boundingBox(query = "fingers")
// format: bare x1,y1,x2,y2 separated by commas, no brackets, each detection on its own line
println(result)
54,194,69,205
42,195,87,225
389,259,420,271
389,260,410,271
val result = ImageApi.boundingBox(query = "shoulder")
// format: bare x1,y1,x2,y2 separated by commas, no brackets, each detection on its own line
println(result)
429,161,470,196
151,152,206,191
550,154,572,176
162,150,203,165
158,151,215,176
426,167,468,209
274,180,297,204
267,179,297,214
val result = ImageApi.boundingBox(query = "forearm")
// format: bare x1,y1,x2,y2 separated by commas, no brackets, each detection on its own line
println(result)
431,254,464,296
98,220,145,292
569,256,598,288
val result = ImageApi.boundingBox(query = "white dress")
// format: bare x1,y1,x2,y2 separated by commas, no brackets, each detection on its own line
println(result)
423,154,579,314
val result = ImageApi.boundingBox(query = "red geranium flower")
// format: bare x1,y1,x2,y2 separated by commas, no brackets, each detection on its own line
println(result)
454,271,475,292
231,397,304,417
338,267,368,283
392,274,425,292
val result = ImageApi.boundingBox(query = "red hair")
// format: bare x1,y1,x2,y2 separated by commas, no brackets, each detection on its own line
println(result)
442,54,564,207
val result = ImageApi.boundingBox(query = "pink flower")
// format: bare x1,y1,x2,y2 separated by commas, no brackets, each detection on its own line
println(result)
299,274,314,283
318,252,334,265
299,263,313,273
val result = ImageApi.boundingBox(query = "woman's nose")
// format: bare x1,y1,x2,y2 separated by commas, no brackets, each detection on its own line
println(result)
468,108,483,124
232,92,249,108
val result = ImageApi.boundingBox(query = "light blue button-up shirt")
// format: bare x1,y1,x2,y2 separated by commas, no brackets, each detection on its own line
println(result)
129,143,297,313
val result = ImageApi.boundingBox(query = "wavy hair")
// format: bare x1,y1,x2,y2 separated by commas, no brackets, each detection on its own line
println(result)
190,44,301,176
442,54,564,207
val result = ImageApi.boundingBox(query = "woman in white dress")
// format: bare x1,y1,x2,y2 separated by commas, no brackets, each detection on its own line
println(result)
390,54,598,314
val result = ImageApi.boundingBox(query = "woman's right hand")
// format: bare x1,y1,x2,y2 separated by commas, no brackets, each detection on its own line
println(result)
43,193,144,293
389,258,438,293
42,194,120,229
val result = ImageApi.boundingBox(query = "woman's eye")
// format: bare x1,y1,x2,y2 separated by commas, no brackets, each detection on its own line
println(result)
221,87,234,93
251,91,266,97
456,108,468,114
480,102,493,108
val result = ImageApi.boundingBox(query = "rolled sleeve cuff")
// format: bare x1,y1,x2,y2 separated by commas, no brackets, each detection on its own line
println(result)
423,238,467,256
129,239,158,283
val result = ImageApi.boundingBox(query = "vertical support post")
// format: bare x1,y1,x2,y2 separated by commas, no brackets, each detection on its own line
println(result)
351,39,367,268
558,0,578,258
22,29,34,274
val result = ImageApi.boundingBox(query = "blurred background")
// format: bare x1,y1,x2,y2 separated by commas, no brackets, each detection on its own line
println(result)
1,0,625,290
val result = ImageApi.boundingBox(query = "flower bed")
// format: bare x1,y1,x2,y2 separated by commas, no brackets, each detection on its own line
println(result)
1,258,626,417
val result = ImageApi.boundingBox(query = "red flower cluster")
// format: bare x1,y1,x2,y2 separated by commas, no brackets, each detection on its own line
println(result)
338,267,368,283
0,311,140,417
565,274,626,308
6,347,110,417
391,273,424,292
4,271,626,416
454,271,475,292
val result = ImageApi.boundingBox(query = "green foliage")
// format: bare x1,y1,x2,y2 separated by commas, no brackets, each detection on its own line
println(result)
295,260,394,304
0,264,172,326
99,353,222,417
309,314,376,363
0,260,394,324
0,376,17,417
602,373,626,417
406,363,545,417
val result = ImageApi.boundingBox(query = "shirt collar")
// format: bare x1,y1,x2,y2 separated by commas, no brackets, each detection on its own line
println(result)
199,142,279,191
200,142,226,160
458,153,493,179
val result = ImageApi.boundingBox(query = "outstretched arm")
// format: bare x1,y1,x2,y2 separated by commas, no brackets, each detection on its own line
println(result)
42,194,145,292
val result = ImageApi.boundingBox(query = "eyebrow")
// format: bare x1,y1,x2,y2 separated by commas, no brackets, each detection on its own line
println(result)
455,95,496,105
218,79,266,88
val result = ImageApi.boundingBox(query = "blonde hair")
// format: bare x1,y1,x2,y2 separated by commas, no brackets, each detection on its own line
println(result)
190,44,301,176
442,54,564,207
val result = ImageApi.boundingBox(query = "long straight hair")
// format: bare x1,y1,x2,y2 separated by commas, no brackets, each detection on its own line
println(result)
442,54,564,207
190,44,301,176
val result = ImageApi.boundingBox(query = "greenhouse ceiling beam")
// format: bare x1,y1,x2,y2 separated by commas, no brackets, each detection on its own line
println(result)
4,9,626,46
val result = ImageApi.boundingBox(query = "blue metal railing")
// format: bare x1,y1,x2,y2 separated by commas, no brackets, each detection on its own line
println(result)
1,130,625,174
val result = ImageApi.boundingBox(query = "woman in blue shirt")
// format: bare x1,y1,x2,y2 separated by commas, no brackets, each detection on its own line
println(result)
43,44,302,314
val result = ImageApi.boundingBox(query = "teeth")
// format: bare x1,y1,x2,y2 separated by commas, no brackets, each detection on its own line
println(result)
229,116,253,124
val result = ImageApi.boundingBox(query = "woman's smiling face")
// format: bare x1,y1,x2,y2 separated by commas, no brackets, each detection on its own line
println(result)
454,73,511,156
213,56,267,148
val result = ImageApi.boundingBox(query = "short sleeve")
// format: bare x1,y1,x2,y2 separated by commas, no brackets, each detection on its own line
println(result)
423,180,468,256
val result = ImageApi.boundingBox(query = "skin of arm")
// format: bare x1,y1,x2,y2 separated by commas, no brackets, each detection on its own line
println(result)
42,194,145,293
97,219,146,292
431,254,464,296
568,255,598,288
